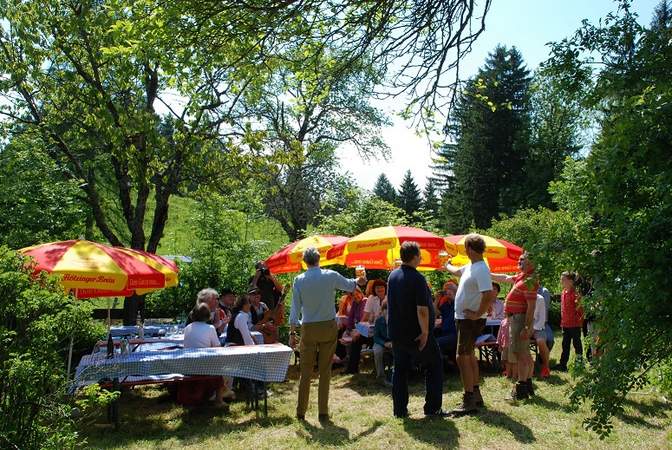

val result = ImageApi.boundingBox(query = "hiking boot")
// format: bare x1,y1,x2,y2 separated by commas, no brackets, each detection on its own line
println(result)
449,391,478,415
551,364,567,372
507,382,529,403
527,379,535,396
473,386,484,408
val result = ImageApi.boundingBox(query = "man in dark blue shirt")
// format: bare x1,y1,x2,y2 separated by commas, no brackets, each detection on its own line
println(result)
387,241,446,418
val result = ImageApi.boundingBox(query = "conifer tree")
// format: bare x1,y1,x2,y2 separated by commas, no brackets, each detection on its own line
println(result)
372,173,397,205
397,170,423,218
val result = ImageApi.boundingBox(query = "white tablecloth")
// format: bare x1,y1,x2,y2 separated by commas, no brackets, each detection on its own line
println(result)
74,344,293,389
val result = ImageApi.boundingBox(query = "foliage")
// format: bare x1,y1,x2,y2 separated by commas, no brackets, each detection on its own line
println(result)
0,0,257,253
436,45,532,232
168,0,493,130
0,132,87,249
526,68,588,208
396,170,423,220
314,192,408,238
0,246,103,449
421,178,441,218
373,174,397,205
145,199,275,318
541,0,672,436
485,204,588,292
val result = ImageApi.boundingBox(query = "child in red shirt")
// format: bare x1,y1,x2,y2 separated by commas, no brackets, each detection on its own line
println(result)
553,272,584,371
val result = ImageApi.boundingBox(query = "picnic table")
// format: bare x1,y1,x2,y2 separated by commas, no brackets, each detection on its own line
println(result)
74,343,293,425
94,331,264,352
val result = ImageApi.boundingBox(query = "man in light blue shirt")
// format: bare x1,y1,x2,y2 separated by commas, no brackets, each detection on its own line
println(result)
289,247,365,421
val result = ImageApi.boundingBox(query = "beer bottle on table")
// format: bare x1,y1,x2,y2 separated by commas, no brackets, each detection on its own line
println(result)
106,332,114,359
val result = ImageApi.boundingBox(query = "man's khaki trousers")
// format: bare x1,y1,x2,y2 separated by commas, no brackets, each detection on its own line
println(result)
297,319,338,416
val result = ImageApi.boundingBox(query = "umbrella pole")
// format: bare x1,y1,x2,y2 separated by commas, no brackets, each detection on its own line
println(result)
66,333,74,381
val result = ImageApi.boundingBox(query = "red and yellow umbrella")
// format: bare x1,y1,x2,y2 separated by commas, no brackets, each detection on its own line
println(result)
19,240,179,298
444,234,523,273
338,226,447,271
265,235,348,274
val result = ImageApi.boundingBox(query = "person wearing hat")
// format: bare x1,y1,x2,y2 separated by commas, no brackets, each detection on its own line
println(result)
218,288,236,317
246,286,267,329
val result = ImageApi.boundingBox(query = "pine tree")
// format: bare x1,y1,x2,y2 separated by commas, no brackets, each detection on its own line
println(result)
372,173,397,204
397,170,422,218
435,45,532,230
422,178,440,217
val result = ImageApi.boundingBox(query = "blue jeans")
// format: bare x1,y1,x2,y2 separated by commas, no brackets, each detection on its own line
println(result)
392,336,443,417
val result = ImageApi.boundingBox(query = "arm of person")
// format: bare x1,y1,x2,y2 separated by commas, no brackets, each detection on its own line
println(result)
491,273,515,283
415,305,430,350
289,280,302,347
444,264,465,277
209,325,221,347
521,297,536,339
235,314,255,345
331,270,359,293
268,272,283,292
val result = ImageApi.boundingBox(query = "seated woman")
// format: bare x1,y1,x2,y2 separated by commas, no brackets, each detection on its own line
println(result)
373,301,392,384
344,286,371,374
362,279,387,324
226,295,257,346
181,303,231,408
335,290,364,362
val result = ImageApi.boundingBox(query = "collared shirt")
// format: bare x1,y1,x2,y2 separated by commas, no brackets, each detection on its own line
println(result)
290,267,357,325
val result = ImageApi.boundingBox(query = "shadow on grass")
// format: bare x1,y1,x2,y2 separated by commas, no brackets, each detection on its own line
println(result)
474,410,535,444
526,395,577,414
540,374,567,386
81,387,297,449
402,417,459,449
296,418,384,446
615,398,669,430
622,397,671,418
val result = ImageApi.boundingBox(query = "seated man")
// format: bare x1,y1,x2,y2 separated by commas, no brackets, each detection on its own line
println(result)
435,282,458,358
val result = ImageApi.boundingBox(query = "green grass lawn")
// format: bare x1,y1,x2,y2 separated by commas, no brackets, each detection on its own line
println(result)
80,342,671,449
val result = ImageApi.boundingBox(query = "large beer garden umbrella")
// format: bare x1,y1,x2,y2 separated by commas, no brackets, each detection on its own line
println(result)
19,239,178,298
265,235,348,274
338,226,448,271
444,234,523,272
19,240,179,378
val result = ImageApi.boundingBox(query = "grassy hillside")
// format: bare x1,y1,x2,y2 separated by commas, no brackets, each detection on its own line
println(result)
155,196,289,257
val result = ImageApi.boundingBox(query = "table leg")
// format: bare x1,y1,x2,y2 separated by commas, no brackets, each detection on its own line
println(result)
107,378,120,430
263,382,268,417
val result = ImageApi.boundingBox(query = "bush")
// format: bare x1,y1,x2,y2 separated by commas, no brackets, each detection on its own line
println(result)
0,247,102,449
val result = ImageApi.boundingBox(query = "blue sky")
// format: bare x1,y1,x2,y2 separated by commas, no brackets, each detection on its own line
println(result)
340,0,660,191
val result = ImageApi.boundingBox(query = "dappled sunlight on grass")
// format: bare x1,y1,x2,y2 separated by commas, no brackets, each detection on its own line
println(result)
80,345,672,450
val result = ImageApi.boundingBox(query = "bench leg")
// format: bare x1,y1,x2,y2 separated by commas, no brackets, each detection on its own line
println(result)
263,382,268,417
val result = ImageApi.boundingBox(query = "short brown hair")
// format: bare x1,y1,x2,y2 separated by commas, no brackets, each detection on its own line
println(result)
464,233,486,254
400,241,420,263
233,294,250,311
192,303,211,322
